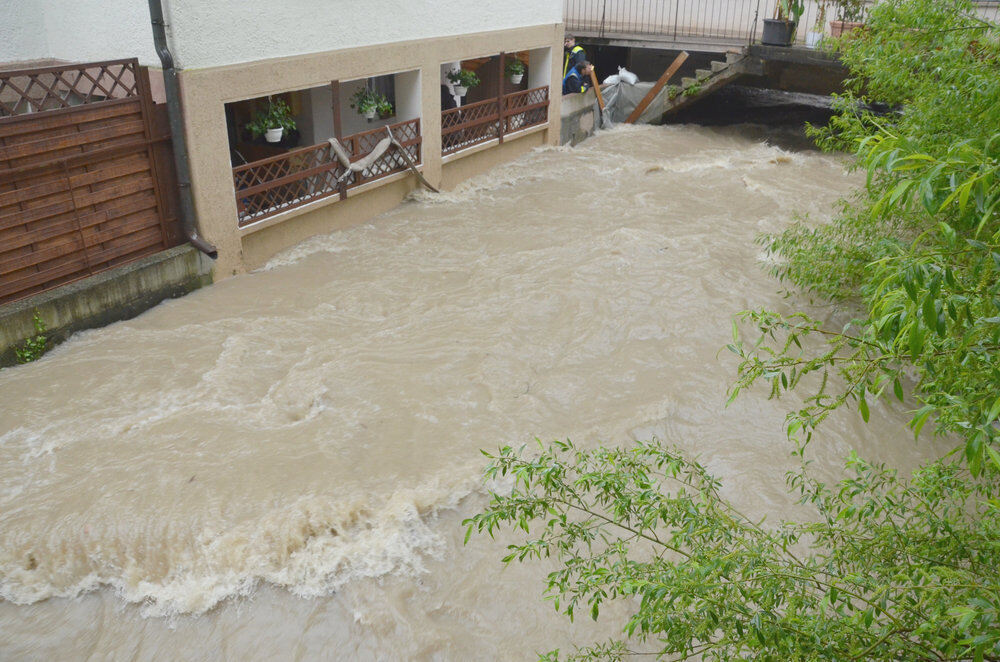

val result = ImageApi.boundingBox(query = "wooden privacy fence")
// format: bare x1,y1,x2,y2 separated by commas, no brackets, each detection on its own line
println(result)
232,117,422,227
0,59,183,305
442,85,549,156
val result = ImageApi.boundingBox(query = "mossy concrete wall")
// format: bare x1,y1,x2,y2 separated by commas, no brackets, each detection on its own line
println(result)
0,245,213,367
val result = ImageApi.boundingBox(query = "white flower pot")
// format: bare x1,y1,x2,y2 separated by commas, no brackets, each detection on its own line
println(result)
364,109,376,120
805,30,824,48
509,74,523,84
455,85,468,97
265,127,283,143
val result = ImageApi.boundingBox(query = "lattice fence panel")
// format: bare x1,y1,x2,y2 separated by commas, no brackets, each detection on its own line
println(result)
0,60,139,117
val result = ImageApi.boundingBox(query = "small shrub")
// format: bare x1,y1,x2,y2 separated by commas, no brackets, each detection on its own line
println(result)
15,312,48,364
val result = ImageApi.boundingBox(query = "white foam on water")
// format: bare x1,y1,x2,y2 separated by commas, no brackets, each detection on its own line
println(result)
0,478,480,616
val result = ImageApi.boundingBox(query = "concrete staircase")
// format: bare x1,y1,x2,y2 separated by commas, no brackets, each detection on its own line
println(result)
664,49,755,119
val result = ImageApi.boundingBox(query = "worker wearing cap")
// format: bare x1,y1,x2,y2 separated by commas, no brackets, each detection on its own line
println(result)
562,61,594,95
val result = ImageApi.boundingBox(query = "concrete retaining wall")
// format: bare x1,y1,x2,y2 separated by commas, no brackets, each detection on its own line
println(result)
560,88,598,145
0,245,213,367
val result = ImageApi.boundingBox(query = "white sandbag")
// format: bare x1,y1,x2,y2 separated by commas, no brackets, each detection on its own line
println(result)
602,74,621,85
617,67,639,85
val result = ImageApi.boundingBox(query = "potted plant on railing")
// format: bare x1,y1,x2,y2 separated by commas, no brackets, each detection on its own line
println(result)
806,0,827,48
447,69,480,97
505,59,526,85
350,87,380,120
761,0,804,47
830,0,866,38
246,97,296,143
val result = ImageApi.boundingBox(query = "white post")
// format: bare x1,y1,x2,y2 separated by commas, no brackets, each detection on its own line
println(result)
527,47,551,90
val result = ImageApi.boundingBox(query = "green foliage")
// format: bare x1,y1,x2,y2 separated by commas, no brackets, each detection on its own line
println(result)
466,441,1000,660
350,87,393,117
833,0,866,22
468,1,1000,659
245,96,296,137
781,0,1000,475
376,96,394,117
682,82,702,97
447,69,481,89
506,59,527,76
776,0,805,23
15,312,47,364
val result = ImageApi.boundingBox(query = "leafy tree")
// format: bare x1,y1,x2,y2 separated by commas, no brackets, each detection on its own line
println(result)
466,1,1000,658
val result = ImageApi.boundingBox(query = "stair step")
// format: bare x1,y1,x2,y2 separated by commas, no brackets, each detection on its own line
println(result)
695,68,712,80
710,60,728,73
725,51,743,64
681,77,698,89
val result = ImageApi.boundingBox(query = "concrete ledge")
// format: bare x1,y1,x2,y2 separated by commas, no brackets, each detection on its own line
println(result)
560,88,598,145
0,245,214,367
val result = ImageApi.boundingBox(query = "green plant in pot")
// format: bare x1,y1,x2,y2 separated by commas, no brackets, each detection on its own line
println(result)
350,87,381,120
446,69,480,97
505,59,526,85
375,95,394,120
830,0,866,38
762,0,804,47
246,97,296,143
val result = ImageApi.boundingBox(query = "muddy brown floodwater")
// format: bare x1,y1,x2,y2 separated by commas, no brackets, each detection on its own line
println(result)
0,124,938,660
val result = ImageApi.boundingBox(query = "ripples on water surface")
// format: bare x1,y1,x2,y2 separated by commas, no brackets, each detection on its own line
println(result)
0,125,935,660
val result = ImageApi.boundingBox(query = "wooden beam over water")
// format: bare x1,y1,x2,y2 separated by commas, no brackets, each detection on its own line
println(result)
625,51,688,125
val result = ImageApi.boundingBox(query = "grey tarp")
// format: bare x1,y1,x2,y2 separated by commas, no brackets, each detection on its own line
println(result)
597,80,675,128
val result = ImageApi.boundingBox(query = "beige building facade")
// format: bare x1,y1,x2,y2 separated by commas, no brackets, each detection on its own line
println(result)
3,1,565,278
180,24,564,275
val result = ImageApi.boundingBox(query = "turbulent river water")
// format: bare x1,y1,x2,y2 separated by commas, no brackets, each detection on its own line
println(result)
0,124,940,660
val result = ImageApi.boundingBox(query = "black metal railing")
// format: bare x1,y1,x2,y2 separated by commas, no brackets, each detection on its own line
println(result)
564,0,1000,48
565,0,765,44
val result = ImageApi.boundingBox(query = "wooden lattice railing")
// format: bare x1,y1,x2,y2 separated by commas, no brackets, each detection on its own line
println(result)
232,118,421,227
441,98,500,156
502,86,550,134
441,85,549,157
0,59,140,117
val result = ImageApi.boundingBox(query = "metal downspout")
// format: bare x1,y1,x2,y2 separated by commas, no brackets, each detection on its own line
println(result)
147,0,218,259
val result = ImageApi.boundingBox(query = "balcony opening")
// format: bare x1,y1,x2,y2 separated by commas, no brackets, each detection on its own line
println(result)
440,48,551,157
226,70,422,228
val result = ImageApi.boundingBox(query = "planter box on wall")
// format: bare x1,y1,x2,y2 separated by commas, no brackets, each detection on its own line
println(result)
762,19,797,47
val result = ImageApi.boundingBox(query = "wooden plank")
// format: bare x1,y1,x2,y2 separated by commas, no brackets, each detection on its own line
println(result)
0,108,144,153
72,177,153,208
625,51,689,124
0,137,154,176
0,253,90,296
590,68,606,111
83,211,161,247
86,226,162,266
0,98,139,137
0,198,75,231
2,119,146,160
0,193,157,253
75,190,157,228
0,236,85,277
67,154,148,188
0,178,68,209
1,217,86,255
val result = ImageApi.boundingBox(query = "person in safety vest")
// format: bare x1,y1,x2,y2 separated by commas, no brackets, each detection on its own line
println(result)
563,36,586,77
562,61,593,95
